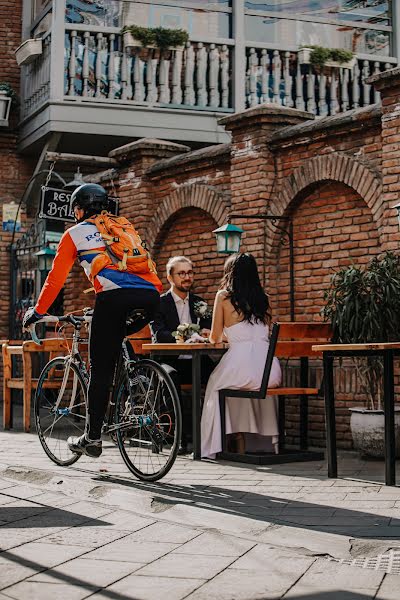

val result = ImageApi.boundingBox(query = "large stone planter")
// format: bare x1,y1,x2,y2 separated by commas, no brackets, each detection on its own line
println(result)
0,91,11,126
349,407,400,458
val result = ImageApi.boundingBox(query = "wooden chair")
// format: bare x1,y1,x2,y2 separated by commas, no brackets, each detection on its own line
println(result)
127,324,152,355
218,321,331,464
2,338,70,432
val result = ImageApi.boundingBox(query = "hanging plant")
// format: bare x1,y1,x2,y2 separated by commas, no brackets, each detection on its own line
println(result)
299,45,355,70
122,25,189,50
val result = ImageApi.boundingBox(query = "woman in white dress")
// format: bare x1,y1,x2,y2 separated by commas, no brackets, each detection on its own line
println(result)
201,253,282,459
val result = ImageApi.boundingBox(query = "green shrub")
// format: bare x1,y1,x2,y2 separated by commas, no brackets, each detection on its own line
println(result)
300,45,354,69
122,25,189,49
0,82,18,106
322,251,400,409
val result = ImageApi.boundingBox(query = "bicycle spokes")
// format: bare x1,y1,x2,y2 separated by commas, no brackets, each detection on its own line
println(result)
113,360,181,481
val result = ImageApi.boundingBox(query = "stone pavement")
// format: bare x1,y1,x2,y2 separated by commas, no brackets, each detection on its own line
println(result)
0,428,400,599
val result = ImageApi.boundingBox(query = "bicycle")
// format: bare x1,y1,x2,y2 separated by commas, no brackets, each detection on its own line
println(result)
28,309,182,482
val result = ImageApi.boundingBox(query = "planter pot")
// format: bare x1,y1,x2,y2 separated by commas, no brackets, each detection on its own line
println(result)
122,32,184,51
0,91,11,126
123,32,154,49
324,57,356,69
349,407,400,458
298,48,312,64
15,38,42,66
298,48,355,70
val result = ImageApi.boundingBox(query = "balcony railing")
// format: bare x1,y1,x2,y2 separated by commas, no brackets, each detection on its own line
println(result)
20,23,397,123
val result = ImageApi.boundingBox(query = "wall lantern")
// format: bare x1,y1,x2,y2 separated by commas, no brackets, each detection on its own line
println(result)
214,213,295,321
35,245,56,272
213,223,244,254
64,168,84,192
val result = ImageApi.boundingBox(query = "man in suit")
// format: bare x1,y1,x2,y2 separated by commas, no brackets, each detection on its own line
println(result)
152,256,213,454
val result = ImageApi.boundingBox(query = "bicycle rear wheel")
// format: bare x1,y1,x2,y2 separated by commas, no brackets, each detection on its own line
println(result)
114,359,181,481
35,358,87,466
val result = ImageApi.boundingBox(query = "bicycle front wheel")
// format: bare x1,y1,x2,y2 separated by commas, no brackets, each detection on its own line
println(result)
114,359,181,481
35,358,87,466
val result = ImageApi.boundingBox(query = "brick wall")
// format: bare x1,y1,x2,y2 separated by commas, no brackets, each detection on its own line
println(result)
154,207,226,303
270,182,381,321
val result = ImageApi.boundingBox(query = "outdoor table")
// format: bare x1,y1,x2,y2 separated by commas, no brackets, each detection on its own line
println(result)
312,342,400,486
142,342,228,460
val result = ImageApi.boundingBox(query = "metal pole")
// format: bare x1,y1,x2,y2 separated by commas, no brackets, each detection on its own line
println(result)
383,349,396,486
323,352,337,478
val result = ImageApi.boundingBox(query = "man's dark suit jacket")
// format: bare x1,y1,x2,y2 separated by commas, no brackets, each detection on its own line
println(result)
152,290,212,343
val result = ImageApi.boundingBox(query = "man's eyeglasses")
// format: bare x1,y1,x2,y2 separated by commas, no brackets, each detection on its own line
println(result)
176,270,194,278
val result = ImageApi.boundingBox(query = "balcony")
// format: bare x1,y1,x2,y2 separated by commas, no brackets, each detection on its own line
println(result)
18,7,397,154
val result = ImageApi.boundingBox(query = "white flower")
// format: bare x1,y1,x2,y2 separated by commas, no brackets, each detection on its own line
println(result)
194,301,212,319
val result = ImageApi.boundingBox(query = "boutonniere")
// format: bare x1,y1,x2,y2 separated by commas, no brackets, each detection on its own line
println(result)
172,323,201,343
193,300,213,320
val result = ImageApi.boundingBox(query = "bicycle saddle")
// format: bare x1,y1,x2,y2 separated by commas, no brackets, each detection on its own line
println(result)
126,308,149,334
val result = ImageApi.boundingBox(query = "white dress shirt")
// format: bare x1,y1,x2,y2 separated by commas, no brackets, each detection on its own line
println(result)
171,289,192,359
171,289,192,325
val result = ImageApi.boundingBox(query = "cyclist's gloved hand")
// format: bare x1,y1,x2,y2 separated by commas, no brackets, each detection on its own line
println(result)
22,308,43,330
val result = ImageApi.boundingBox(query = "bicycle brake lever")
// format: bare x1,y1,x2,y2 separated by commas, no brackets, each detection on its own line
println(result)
29,323,42,346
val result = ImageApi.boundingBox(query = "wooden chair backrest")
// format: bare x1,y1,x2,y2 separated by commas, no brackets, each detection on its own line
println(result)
276,322,332,358
127,324,152,355
259,322,280,398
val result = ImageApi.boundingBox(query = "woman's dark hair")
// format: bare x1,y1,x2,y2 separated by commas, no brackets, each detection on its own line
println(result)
220,253,271,324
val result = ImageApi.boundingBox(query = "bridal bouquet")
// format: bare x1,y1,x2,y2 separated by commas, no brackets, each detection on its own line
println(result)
172,323,201,343
194,300,213,323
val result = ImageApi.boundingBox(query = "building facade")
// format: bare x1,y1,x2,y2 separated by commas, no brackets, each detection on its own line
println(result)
2,1,400,446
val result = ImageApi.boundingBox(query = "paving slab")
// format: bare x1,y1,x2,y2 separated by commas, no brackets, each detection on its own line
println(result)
84,538,179,563
135,553,235,579
93,574,205,600
283,558,385,598
29,557,140,586
375,574,400,600
172,531,255,557
2,581,97,600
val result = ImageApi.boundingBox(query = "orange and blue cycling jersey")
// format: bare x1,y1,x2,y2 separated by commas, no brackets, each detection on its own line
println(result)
35,221,162,315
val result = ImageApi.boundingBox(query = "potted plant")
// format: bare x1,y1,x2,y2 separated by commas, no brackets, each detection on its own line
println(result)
0,83,17,126
298,46,355,70
322,251,400,458
122,25,188,51
15,37,43,66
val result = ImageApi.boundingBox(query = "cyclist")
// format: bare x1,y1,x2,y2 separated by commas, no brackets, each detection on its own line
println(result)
23,183,162,458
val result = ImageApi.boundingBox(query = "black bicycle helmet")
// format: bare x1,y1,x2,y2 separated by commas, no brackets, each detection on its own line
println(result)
71,183,109,218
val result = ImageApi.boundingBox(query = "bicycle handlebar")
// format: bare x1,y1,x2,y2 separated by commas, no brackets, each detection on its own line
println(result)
27,313,92,345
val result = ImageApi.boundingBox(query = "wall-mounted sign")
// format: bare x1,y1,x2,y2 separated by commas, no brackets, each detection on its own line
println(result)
2,201,21,232
39,186,119,222
39,186,74,222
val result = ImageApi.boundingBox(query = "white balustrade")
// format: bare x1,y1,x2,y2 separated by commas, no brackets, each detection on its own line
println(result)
62,30,233,111
244,47,393,116
22,28,394,121
21,33,51,119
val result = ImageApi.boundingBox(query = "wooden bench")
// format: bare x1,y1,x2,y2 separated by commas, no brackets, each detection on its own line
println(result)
2,338,70,432
218,321,332,464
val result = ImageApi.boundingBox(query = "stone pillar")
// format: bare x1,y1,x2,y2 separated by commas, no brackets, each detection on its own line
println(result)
63,138,190,313
108,138,190,243
218,104,313,272
368,67,400,250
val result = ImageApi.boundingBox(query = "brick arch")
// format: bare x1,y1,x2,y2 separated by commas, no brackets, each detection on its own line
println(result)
275,153,382,227
148,184,230,250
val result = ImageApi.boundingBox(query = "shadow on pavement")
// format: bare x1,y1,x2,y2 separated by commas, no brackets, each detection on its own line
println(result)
0,491,111,529
0,550,137,599
94,475,400,540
